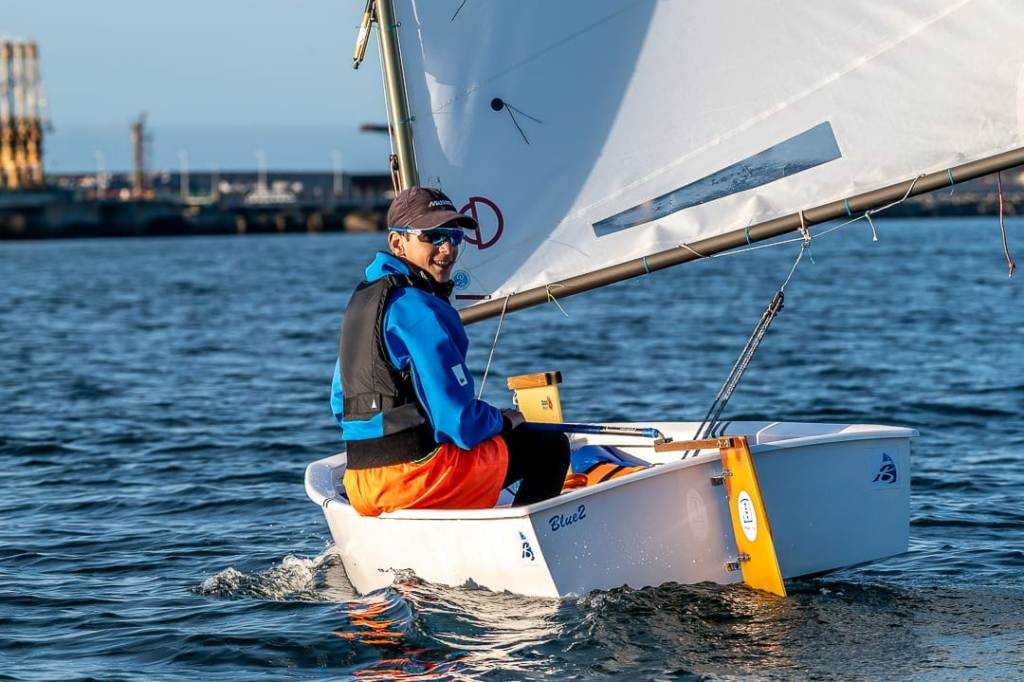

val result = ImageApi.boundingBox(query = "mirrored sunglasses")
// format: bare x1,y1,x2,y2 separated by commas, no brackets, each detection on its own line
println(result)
390,226,465,247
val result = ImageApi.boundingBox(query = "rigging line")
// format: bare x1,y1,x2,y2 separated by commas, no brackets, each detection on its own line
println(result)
996,172,1017,278
702,173,929,262
375,25,398,161
544,284,570,317
450,0,468,22
679,242,709,259
798,210,815,264
477,294,512,399
684,243,806,458
780,239,810,292
679,174,928,456
504,103,543,124
505,105,530,145
865,211,880,241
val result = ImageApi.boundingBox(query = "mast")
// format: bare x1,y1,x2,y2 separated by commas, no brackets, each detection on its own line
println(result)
460,146,1024,325
374,0,418,191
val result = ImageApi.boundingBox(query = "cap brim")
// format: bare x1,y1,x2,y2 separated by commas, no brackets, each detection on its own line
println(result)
424,210,478,230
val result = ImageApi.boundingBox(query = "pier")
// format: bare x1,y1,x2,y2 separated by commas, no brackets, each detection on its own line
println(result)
0,170,392,239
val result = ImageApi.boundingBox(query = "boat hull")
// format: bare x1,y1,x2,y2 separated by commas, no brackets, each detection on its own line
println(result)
306,422,912,597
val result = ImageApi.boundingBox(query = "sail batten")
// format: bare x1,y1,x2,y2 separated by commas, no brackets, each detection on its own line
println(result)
391,1,1024,315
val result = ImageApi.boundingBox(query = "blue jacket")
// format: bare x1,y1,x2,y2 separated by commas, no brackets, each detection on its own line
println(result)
331,251,504,450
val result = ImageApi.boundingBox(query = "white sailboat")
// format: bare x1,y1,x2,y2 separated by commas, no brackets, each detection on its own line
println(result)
307,0,1023,598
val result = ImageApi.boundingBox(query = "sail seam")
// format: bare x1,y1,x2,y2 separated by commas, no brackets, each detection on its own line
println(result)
429,0,646,113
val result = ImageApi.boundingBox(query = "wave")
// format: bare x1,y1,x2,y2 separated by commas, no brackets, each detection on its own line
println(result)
194,551,352,602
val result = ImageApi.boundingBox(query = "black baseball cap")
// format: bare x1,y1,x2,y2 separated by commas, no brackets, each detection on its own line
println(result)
387,186,478,230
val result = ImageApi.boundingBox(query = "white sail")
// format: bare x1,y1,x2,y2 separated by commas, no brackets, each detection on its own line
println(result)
393,0,1024,305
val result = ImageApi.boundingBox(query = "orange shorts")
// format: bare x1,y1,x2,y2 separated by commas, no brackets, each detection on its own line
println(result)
343,435,510,517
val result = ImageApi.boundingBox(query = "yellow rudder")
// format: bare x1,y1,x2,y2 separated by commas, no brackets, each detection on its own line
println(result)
720,436,786,597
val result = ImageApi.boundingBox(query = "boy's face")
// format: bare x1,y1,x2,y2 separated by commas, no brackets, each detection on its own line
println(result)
388,230,458,283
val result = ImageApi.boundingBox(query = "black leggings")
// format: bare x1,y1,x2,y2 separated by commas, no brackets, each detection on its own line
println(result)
501,426,571,506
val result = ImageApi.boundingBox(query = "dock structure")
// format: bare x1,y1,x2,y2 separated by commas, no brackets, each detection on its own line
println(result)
130,113,149,199
0,38,47,191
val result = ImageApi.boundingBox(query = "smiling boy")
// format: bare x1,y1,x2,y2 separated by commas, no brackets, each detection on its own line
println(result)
331,187,570,516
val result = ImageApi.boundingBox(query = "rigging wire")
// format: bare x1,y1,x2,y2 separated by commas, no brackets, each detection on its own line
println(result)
675,177,930,457
683,240,809,457
477,294,512,399
996,172,1017,277
450,0,468,22
375,16,399,186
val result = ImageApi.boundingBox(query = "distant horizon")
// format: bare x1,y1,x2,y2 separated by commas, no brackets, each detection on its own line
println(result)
44,122,392,175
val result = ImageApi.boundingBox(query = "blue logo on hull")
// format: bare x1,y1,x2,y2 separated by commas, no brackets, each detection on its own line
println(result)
872,453,897,484
519,532,535,561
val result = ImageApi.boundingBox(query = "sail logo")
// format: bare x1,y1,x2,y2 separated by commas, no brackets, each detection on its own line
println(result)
460,196,504,249
872,453,897,484
519,532,535,561
451,270,470,290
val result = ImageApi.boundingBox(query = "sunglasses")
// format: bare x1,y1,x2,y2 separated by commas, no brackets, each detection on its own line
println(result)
390,226,465,247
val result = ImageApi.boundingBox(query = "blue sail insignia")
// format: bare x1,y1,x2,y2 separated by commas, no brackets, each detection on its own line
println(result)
593,121,842,236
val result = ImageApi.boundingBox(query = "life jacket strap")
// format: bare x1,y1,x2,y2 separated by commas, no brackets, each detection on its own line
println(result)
345,424,437,469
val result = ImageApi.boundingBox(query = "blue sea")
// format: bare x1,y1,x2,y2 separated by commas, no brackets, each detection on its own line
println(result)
2,218,1023,680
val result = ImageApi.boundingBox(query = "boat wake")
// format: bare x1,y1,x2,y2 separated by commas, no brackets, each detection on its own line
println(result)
194,550,355,602
189,547,1024,679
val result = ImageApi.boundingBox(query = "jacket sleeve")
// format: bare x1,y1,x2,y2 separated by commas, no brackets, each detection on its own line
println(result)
330,359,345,431
383,290,504,449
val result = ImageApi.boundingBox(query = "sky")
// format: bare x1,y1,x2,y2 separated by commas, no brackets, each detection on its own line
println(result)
3,0,392,172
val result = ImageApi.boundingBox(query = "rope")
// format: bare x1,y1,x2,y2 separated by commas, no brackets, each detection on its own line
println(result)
505,105,530,145
798,211,815,264
780,239,809,292
996,172,1017,278
865,211,879,242
698,173,927,262
477,294,511,399
450,0,468,21
679,242,709,259
544,284,570,317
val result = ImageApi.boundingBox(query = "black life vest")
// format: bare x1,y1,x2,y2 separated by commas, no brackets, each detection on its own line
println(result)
339,271,443,469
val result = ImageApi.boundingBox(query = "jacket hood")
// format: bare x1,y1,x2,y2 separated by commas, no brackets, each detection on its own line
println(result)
365,251,412,282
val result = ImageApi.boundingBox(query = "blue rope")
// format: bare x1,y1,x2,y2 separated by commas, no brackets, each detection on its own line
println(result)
641,256,650,274
843,198,853,216
947,168,956,186
744,223,752,245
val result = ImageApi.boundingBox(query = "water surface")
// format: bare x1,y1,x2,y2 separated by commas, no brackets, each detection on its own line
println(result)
2,218,1023,680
